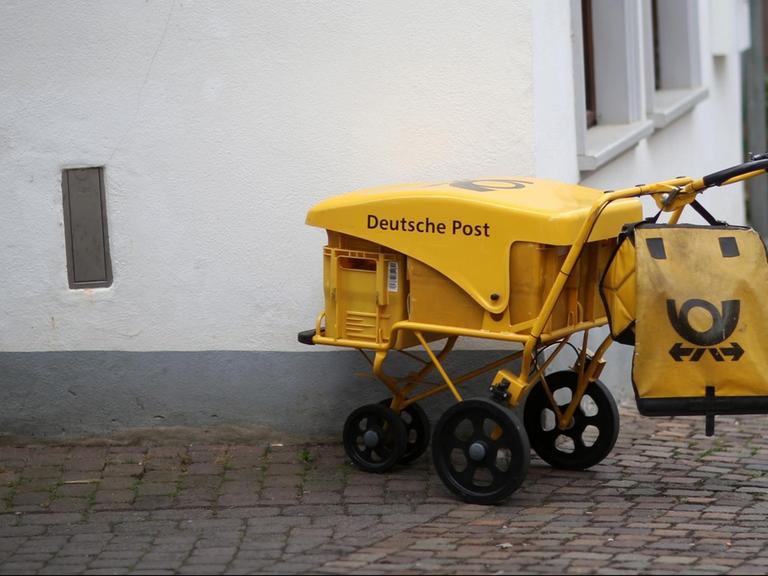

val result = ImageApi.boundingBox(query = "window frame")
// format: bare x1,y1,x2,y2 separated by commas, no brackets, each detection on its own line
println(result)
643,0,708,129
573,0,707,172
573,0,654,171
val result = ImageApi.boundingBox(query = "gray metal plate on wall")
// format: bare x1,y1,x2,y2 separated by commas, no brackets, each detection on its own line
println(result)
62,167,112,288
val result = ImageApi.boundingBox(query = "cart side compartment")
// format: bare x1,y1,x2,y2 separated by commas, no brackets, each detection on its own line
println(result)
506,242,568,331
407,258,485,330
320,232,618,348
507,239,616,333
322,240,407,345
506,242,546,327
321,233,445,350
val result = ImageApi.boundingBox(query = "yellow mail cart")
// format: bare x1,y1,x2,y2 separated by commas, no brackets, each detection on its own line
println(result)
298,158,768,504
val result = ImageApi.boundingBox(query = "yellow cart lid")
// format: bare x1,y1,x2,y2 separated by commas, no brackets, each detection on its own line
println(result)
307,178,642,314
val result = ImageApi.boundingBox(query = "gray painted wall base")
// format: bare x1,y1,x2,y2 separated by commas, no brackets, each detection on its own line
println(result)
0,348,636,439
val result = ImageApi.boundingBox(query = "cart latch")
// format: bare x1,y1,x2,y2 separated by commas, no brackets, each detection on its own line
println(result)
490,370,527,407
573,354,606,382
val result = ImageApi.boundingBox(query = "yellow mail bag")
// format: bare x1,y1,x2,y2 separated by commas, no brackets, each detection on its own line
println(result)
601,223,768,423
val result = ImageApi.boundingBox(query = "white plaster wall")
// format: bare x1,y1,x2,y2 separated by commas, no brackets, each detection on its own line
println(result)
532,0,580,182
0,1,534,352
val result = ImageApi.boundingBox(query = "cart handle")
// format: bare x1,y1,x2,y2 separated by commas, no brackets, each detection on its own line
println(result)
660,153,768,210
701,154,768,188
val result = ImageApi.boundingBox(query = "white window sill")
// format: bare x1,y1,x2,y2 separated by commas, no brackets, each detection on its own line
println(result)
578,119,655,172
650,86,709,129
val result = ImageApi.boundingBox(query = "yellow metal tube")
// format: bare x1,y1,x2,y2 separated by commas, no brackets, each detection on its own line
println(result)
372,350,401,398
723,169,765,186
538,318,608,343
525,338,572,418
557,334,614,429
519,179,693,377
399,349,524,407
414,331,463,403
314,312,327,340
528,339,570,386
392,321,531,343
313,335,389,351
414,336,457,379
399,336,458,397
404,384,452,406
453,350,525,387
522,198,616,370
669,207,683,225
577,330,589,381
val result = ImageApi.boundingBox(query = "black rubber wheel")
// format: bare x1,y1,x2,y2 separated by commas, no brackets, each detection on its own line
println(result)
523,371,619,470
379,399,431,464
343,403,407,473
432,399,530,505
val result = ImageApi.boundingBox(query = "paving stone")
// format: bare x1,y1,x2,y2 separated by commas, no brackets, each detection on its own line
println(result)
2,410,768,573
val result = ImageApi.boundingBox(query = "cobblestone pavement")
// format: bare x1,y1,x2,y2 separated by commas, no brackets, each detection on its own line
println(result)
1,407,768,574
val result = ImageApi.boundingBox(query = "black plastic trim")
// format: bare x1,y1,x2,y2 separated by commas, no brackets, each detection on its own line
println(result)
719,236,739,258
646,237,667,260
598,231,637,346
297,329,317,345
702,158,768,188
637,395,768,417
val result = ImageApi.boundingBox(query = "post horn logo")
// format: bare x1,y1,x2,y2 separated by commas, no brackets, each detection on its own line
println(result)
666,299,743,362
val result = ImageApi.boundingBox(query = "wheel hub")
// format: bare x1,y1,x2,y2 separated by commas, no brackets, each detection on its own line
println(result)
468,441,487,462
363,430,380,448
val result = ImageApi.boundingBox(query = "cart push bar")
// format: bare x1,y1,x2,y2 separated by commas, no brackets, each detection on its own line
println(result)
661,153,768,209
